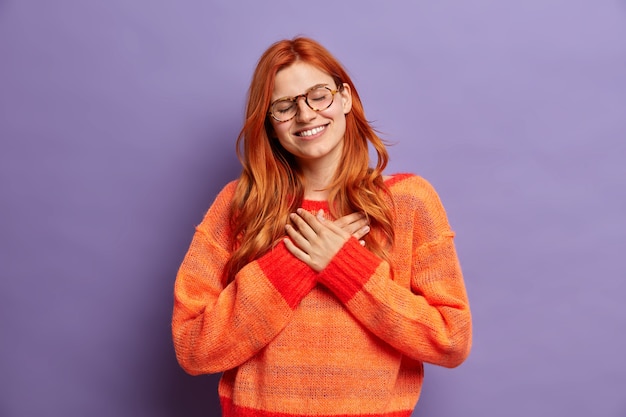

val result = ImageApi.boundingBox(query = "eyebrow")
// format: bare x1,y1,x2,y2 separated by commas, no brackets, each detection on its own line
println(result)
271,83,329,102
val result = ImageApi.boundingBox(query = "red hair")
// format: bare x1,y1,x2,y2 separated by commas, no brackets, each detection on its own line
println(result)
224,37,394,283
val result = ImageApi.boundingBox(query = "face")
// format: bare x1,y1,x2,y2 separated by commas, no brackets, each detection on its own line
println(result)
269,62,352,171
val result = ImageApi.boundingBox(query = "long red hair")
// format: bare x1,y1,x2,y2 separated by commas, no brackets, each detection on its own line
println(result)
224,37,394,283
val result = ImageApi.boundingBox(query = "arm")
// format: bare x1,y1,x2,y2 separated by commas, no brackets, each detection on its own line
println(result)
286,177,471,368
172,183,316,375
318,234,471,368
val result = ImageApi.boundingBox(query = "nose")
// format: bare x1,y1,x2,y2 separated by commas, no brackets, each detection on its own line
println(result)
295,96,317,122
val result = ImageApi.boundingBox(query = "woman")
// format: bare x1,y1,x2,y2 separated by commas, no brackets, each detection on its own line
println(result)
172,37,472,417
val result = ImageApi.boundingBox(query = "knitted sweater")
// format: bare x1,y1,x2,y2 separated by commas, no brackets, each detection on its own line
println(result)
172,173,472,417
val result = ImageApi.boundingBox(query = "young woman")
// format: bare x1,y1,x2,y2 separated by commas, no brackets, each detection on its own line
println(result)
172,37,472,417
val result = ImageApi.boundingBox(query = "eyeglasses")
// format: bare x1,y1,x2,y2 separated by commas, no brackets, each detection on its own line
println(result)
268,84,340,122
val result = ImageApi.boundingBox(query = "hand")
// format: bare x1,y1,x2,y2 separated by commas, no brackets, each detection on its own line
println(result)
332,210,370,246
284,208,362,272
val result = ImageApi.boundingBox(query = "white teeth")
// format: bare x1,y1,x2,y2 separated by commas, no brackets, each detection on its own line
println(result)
299,126,325,137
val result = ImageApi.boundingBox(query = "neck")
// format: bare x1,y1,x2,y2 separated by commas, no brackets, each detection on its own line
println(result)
298,159,338,201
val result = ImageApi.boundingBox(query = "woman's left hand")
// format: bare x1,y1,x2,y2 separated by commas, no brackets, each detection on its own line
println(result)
284,208,354,272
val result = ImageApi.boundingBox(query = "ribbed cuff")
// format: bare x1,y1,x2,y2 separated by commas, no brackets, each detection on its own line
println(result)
318,238,382,303
257,242,317,309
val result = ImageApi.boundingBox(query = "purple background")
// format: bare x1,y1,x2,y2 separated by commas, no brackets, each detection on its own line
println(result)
1,1,625,416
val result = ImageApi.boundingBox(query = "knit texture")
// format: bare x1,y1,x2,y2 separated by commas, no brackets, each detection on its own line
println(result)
172,173,472,417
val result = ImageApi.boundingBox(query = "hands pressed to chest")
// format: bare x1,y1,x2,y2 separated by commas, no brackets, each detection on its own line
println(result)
283,209,370,272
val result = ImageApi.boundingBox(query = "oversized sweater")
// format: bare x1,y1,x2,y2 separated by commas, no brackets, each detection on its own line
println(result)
172,173,472,417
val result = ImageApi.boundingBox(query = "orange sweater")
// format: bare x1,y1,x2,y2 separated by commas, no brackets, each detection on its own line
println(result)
172,173,472,417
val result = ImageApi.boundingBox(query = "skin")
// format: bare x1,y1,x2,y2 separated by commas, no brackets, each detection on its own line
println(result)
269,62,369,272
270,62,352,199
285,209,370,272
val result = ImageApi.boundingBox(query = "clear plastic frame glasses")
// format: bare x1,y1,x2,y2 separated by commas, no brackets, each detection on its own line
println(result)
268,84,340,122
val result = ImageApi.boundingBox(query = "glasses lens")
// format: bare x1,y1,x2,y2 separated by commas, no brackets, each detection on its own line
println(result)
270,87,335,122
271,100,296,122
307,87,333,111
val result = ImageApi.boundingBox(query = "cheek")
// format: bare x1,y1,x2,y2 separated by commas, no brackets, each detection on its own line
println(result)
272,123,290,141
271,124,294,150
331,111,348,134
268,118,286,136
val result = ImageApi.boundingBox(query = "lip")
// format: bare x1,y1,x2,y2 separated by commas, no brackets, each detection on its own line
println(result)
294,123,329,139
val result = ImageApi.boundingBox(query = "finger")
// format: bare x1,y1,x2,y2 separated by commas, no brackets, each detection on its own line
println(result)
338,213,368,230
334,212,366,228
337,216,369,236
289,211,319,239
352,224,370,240
285,223,311,250
283,237,311,263
295,209,352,244
318,215,352,239
295,208,325,235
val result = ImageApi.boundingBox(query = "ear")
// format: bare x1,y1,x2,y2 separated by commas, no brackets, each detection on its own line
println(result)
340,83,352,114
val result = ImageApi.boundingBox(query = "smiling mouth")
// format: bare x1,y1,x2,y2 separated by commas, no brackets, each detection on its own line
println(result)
296,124,328,137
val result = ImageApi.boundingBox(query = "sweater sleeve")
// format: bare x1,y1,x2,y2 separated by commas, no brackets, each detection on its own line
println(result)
317,176,472,368
172,182,317,375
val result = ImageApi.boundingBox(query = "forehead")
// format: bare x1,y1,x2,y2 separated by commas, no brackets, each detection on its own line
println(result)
272,62,334,99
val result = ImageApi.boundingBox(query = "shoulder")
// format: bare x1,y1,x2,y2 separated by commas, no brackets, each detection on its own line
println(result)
384,173,451,226
197,179,239,229
216,179,239,201
384,173,440,201
204,180,239,213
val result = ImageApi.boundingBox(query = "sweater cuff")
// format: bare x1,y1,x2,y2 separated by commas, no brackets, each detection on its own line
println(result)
256,242,317,309
318,238,383,304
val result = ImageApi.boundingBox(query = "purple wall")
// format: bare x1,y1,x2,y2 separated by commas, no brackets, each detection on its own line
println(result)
1,1,625,416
